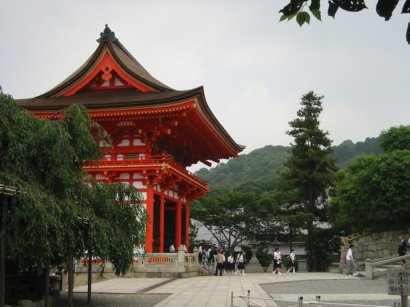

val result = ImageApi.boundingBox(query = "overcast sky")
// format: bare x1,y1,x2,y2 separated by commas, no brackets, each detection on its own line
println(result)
1,0,409,170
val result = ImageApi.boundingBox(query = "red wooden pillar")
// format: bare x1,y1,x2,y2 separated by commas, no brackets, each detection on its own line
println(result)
145,186,154,253
159,193,165,253
185,202,190,250
175,200,182,250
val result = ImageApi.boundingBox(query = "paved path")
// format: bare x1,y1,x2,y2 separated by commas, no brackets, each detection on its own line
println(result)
68,273,399,307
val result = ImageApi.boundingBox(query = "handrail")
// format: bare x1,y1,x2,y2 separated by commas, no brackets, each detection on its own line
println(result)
231,292,392,307
366,254,410,279
0,183,19,196
271,297,391,307
369,254,410,266
83,154,207,188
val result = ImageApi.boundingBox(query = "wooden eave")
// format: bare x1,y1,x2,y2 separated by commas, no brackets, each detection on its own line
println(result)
15,26,245,164
17,87,244,157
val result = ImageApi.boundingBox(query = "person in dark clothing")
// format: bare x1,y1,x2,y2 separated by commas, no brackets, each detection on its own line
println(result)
398,234,407,263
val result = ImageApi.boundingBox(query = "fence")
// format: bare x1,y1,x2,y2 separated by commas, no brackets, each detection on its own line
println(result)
366,255,410,279
231,291,395,307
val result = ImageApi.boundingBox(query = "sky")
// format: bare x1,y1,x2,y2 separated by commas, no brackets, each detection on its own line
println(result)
1,0,409,171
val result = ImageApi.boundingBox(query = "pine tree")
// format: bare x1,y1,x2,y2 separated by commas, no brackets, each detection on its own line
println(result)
282,91,337,271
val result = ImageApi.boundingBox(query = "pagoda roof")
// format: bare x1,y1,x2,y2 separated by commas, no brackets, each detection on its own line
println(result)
17,88,198,110
16,25,245,164
38,25,173,97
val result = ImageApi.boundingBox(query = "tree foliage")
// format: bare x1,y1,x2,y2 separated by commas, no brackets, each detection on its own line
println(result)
379,125,410,152
280,91,338,271
196,140,382,190
330,126,410,233
80,182,146,275
279,0,410,43
0,92,145,275
191,188,282,251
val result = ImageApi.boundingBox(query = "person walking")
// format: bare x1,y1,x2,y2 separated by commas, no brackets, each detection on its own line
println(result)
201,248,209,269
208,248,215,273
236,251,246,275
345,244,355,276
227,253,235,274
215,250,225,276
169,243,175,253
273,247,282,275
398,234,407,263
287,249,296,274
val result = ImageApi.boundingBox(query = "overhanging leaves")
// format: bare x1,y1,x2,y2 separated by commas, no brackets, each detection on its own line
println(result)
376,0,399,21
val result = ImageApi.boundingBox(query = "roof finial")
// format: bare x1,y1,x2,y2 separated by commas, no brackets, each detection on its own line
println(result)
97,24,118,43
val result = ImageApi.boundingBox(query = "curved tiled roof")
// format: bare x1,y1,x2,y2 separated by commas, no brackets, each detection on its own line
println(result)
16,25,245,159
38,25,172,98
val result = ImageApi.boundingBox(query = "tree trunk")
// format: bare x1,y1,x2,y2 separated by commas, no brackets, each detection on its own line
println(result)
87,245,92,305
44,258,50,307
0,195,7,307
306,219,317,271
67,250,74,307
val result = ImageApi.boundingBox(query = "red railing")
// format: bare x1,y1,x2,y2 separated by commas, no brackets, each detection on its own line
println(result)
83,154,207,189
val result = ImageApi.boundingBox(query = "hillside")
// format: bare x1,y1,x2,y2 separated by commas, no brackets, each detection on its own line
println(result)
195,137,383,189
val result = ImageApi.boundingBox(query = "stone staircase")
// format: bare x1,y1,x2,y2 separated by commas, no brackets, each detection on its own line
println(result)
365,254,410,279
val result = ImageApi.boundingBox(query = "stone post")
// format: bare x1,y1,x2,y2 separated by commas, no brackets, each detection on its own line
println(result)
365,259,373,279
177,244,185,267
193,247,199,265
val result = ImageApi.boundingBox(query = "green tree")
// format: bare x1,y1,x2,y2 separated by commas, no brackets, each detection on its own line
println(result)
191,188,282,252
279,0,410,44
191,189,253,252
280,91,337,271
330,126,410,233
0,93,146,305
379,125,410,152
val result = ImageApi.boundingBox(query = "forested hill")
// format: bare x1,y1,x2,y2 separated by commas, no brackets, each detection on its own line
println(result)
195,137,383,189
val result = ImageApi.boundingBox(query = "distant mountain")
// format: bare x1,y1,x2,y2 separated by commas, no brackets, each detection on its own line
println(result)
195,137,383,189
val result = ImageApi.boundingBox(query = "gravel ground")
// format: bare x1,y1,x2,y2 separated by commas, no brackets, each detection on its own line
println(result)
52,292,169,307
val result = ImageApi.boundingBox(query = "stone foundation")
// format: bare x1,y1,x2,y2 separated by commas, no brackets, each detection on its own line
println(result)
340,229,410,271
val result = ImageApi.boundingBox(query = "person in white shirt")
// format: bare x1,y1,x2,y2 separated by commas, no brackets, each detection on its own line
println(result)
345,244,355,276
236,251,246,275
273,247,282,275
169,244,175,253
227,253,235,274
287,249,296,274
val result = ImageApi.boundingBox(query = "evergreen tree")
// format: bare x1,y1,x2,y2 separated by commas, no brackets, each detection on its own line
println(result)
281,91,337,271
330,125,410,233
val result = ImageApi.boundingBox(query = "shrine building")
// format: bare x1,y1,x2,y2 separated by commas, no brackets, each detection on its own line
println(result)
16,25,244,253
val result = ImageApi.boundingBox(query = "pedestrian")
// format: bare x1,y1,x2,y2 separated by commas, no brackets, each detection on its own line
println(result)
273,247,282,275
236,251,246,275
215,250,225,276
398,233,407,263
208,248,215,272
345,244,355,276
169,243,175,253
198,246,203,263
227,253,235,274
287,249,296,274
201,248,209,269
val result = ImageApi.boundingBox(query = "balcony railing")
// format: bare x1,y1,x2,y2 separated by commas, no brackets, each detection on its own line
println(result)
83,154,207,189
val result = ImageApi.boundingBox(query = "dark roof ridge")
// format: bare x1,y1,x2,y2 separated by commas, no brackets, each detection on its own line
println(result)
97,25,147,73
37,25,173,98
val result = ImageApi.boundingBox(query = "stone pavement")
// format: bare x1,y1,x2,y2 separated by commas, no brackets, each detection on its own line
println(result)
72,273,398,307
